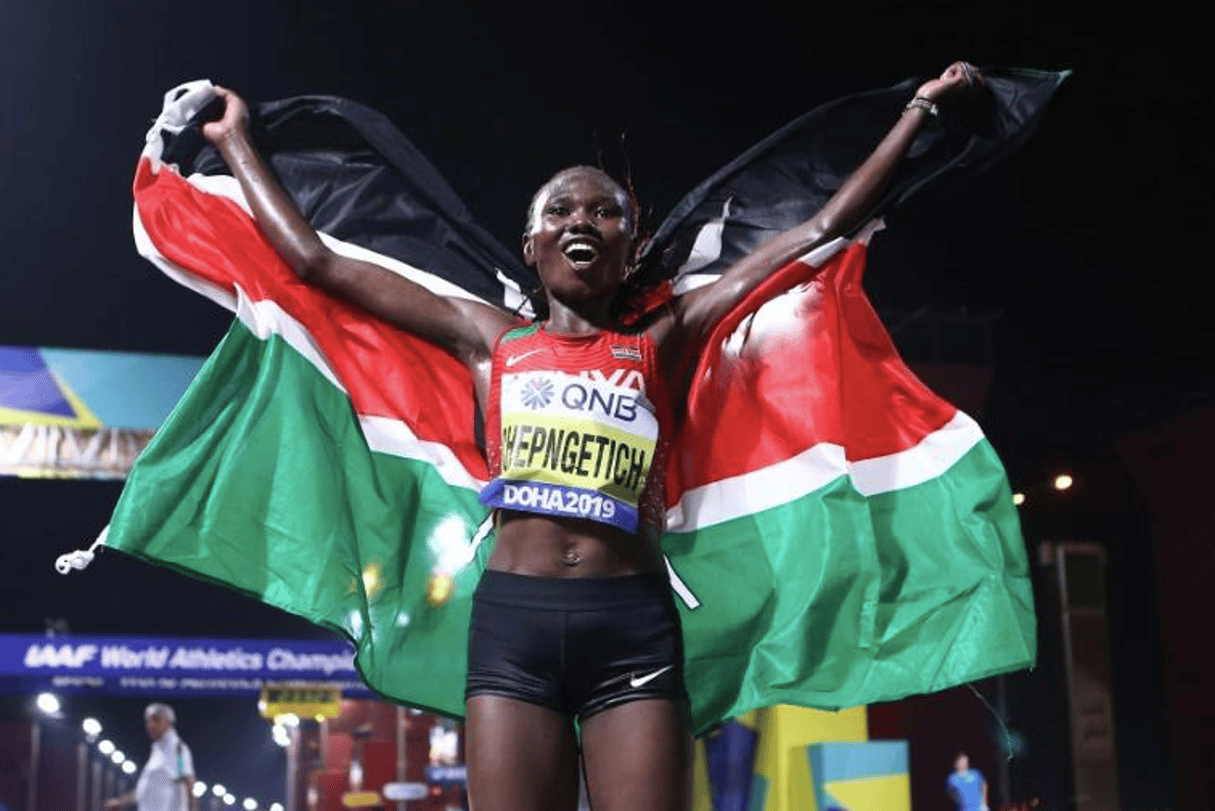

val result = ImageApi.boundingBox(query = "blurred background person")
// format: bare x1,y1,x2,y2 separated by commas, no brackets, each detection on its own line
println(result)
947,751,989,811
104,702,197,811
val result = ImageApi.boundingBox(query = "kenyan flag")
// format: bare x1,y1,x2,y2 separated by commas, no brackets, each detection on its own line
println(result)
108,71,1063,731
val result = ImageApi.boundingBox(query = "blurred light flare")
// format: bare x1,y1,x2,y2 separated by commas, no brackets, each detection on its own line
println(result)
98,739,116,755
243,799,258,810
1054,473,1073,490
213,784,226,797
360,563,382,600
1012,492,1025,505
82,717,102,736
272,723,291,747
122,760,137,775
429,514,474,574
194,782,208,798
35,692,60,714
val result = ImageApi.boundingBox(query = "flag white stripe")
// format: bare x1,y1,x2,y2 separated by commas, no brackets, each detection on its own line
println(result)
236,292,486,492
664,411,983,533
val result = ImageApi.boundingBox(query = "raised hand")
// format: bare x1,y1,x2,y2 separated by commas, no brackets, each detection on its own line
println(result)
914,61,984,105
201,85,251,146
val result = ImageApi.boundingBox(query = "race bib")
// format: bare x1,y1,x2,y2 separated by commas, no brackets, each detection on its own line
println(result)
479,370,659,531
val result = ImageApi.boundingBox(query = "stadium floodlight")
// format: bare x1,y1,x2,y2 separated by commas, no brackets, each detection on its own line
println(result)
243,798,258,810
269,804,284,811
35,692,61,715
122,761,137,775
111,750,125,765
98,739,116,755
193,782,208,798
82,718,102,737
212,784,226,797
224,793,236,806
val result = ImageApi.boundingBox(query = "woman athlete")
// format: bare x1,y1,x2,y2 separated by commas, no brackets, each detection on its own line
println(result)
202,61,983,811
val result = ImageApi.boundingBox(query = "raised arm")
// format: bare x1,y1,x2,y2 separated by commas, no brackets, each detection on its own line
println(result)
201,88,513,375
660,62,984,350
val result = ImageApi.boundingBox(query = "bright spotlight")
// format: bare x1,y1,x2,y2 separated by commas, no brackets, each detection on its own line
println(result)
98,740,116,755
82,718,102,737
243,798,258,810
122,761,137,775
35,692,60,715
270,804,284,811
224,793,236,806
212,784,226,797
1012,492,1025,506
111,750,125,765
1053,473,1073,491
193,782,208,798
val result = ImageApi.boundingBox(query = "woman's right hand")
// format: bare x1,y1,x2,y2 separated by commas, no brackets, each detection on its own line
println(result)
201,86,250,147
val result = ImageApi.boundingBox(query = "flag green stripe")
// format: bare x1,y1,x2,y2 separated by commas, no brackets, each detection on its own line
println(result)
665,439,1032,726
107,321,489,717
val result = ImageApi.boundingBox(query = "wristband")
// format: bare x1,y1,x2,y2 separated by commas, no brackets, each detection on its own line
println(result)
904,96,940,119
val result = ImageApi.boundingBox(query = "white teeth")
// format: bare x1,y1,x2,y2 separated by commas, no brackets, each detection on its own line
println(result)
563,241,599,262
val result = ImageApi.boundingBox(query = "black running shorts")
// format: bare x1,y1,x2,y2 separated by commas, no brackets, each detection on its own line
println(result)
465,570,688,718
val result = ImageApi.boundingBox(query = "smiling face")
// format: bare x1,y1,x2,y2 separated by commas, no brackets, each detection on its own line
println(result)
522,167,634,318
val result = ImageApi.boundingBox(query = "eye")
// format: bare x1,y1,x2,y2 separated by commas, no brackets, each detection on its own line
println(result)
545,203,569,217
595,204,622,218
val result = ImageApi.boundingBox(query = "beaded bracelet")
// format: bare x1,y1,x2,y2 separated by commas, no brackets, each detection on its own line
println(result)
904,96,940,119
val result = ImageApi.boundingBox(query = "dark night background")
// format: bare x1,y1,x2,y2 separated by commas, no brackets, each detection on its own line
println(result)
2,1,1210,808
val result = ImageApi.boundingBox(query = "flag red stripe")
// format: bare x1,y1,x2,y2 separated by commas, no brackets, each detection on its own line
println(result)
134,158,489,479
671,242,957,492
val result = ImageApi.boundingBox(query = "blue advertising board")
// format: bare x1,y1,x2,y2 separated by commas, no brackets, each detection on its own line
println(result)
0,633,370,697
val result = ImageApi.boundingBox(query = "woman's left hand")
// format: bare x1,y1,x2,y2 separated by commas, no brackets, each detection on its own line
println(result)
914,61,985,106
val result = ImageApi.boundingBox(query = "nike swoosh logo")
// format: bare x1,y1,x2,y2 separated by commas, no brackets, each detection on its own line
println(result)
505,348,544,367
629,665,673,689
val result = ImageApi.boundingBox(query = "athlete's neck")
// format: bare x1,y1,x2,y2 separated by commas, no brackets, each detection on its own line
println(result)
544,297,616,335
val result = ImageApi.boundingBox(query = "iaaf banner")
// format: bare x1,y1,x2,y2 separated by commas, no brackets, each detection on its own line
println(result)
0,633,368,696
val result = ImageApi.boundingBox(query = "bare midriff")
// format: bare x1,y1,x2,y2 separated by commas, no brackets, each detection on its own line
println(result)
489,509,664,578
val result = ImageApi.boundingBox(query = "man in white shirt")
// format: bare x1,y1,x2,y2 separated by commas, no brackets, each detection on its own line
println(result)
104,703,198,811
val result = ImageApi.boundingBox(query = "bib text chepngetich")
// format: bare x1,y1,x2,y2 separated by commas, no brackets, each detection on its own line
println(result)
479,326,669,533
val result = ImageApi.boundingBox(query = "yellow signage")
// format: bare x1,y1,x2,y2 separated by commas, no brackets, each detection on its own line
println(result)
340,792,381,808
258,683,342,719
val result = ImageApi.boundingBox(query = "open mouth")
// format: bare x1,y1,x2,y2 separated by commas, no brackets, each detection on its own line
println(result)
562,239,600,269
